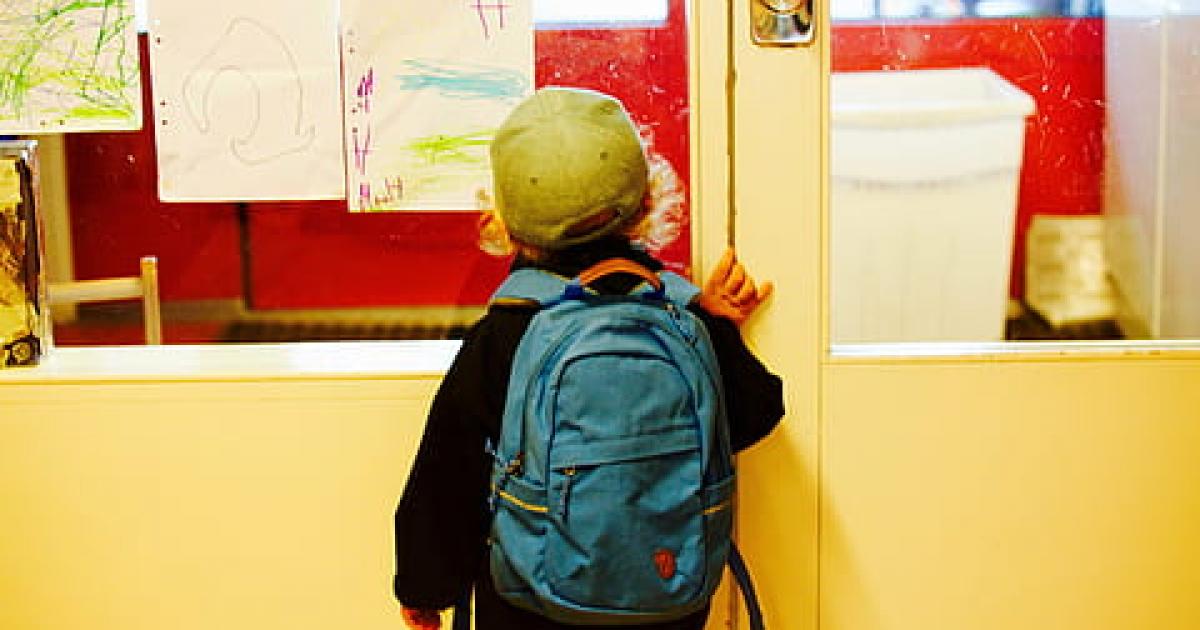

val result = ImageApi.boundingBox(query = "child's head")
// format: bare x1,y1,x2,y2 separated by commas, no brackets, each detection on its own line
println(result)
481,87,681,258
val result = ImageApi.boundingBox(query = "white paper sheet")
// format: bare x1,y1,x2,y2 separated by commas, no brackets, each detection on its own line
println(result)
342,0,533,211
148,0,344,201
0,0,143,133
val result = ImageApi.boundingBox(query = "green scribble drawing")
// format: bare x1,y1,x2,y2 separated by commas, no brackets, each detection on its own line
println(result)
0,0,141,131
358,128,497,211
392,129,494,207
404,129,494,166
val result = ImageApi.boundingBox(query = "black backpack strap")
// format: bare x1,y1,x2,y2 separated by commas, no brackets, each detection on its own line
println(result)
728,543,766,630
451,591,471,630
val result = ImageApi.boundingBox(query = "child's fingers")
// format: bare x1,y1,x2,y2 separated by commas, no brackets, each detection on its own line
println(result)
708,248,736,288
757,281,775,303
724,262,748,296
696,249,774,325
402,607,442,630
733,275,759,306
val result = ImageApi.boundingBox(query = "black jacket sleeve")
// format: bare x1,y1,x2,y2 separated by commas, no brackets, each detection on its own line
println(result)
392,313,521,610
693,308,785,452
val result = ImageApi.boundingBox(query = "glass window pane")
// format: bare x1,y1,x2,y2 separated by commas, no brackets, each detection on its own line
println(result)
44,0,691,347
830,1,1200,345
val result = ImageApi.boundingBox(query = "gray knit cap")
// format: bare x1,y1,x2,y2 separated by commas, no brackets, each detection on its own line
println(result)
490,87,648,250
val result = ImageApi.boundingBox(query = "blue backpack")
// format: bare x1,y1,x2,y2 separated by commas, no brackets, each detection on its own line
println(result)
485,258,764,628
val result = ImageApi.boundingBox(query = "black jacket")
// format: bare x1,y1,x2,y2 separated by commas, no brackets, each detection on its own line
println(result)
394,240,785,629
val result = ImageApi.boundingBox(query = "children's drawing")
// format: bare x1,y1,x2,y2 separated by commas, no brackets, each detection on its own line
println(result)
0,0,142,133
395,60,528,101
343,0,533,211
182,18,316,166
149,0,344,202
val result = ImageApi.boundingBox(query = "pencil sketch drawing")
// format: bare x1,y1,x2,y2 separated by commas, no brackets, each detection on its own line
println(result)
182,17,316,165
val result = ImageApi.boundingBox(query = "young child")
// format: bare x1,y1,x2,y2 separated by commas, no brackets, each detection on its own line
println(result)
393,87,783,630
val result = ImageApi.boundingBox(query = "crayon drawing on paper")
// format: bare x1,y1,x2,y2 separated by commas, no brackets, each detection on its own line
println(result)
343,0,533,211
148,0,344,201
0,0,142,133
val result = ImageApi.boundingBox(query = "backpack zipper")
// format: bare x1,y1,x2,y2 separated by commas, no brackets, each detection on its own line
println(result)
493,485,549,514
663,300,695,343
558,467,577,521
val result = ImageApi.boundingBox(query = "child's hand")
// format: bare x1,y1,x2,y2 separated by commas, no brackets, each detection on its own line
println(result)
402,607,442,630
697,248,774,326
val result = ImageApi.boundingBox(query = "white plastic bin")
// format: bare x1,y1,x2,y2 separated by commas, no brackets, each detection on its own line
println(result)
831,67,1035,343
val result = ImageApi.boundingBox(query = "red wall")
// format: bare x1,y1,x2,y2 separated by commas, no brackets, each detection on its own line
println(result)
66,12,1102,308
832,18,1106,298
66,39,243,302
66,2,691,308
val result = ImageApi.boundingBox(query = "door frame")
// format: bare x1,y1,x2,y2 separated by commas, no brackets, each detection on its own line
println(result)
691,1,827,629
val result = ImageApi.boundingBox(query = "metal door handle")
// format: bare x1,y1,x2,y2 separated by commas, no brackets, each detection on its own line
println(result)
751,0,815,46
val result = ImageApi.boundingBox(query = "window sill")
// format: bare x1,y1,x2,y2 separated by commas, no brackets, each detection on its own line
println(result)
829,340,1200,363
0,341,460,384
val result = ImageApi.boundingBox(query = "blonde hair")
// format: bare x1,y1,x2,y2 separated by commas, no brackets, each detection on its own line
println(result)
478,129,685,259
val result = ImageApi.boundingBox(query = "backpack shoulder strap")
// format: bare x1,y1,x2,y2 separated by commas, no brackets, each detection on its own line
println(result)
490,268,571,307
658,271,701,308
490,261,702,308
728,543,767,630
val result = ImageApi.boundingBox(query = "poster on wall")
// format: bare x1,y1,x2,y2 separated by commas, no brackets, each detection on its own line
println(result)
342,0,533,211
0,0,142,133
148,0,345,202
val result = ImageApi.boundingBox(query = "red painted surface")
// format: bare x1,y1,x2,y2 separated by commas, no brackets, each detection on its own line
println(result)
65,11,1102,309
832,18,1106,298
52,321,228,347
65,38,242,301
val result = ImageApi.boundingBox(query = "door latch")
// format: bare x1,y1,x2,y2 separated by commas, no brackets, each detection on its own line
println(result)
751,0,815,46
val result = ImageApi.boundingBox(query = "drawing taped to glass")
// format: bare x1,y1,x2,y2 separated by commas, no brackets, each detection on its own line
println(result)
0,0,142,133
394,59,528,101
342,0,533,212
181,18,318,166
148,0,345,202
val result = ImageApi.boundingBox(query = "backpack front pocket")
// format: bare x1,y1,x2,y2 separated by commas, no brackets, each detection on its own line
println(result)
544,432,705,613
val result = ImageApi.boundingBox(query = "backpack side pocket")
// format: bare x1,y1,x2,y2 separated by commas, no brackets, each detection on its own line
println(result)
490,473,548,603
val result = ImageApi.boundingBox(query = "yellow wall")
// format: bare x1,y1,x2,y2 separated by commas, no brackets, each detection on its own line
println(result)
5,355,1200,630
0,376,436,630
822,357,1200,630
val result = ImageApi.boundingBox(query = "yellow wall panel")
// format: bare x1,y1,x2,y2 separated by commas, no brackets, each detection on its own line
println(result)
0,379,436,630
822,359,1200,630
